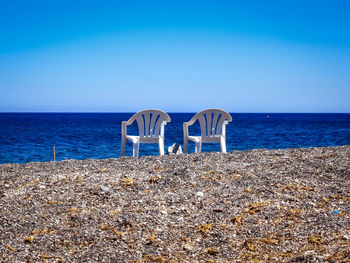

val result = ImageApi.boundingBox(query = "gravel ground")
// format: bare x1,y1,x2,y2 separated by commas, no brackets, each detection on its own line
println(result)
0,146,349,262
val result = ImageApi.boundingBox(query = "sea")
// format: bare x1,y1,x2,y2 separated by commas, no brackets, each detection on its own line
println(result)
0,113,349,164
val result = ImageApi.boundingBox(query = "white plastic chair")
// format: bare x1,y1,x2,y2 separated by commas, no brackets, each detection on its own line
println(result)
183,109,232,153
120,109,171,157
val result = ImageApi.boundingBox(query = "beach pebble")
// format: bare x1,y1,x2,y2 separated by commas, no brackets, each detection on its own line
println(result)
160,205,168,215
184,243,193,251
196,191,204,198
213,207,224,212
100,185,110,192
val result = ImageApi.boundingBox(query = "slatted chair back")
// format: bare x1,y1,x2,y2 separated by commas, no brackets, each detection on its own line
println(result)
133,110,170,140
195,109,232,139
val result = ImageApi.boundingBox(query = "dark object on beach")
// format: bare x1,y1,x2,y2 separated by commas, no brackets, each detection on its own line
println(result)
167,143,182,155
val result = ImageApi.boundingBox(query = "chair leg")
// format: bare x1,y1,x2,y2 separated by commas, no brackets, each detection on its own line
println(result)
195,141,202,153
133,142,140,157
158,139,165,156
121,137,126,157
220,137,227,153
184,138,188,153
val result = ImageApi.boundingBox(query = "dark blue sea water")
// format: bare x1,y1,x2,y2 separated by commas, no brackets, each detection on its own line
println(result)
0,113,349,164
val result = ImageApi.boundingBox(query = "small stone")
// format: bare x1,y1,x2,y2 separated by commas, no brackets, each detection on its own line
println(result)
196,191,204,198
208,247,219,255
184,243,193,251
24,236,35,244
100,186,110,192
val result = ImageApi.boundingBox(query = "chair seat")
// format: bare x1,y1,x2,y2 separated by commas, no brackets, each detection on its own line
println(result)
187,136,201,143
188,135,222,143
126,135,139,144
126,135,162,144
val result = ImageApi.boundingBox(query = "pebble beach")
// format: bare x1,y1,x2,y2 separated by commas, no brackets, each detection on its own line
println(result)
1,146,349,262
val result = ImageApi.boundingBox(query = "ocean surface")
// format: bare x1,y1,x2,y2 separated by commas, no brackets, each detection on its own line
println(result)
0,113,349,164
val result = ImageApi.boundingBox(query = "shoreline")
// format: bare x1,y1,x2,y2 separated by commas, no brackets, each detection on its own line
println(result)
1,146,349,262
2,144,350,166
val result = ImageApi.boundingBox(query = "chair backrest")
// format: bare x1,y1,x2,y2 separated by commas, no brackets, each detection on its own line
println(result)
192,109,232,138
130,109,171,139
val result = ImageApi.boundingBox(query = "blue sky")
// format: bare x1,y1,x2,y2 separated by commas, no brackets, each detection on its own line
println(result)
1,0,349,112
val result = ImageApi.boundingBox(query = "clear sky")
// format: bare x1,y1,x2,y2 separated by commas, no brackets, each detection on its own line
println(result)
1,0,349,112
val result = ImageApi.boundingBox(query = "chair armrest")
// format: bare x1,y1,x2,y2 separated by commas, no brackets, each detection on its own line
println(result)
183,122,189,137
185,115,198,126
123,117,136,126
121,117,136,134
221,120,229,136
183,115,198,138
183,115,198,140
160,120,167,137
121,121,128,138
